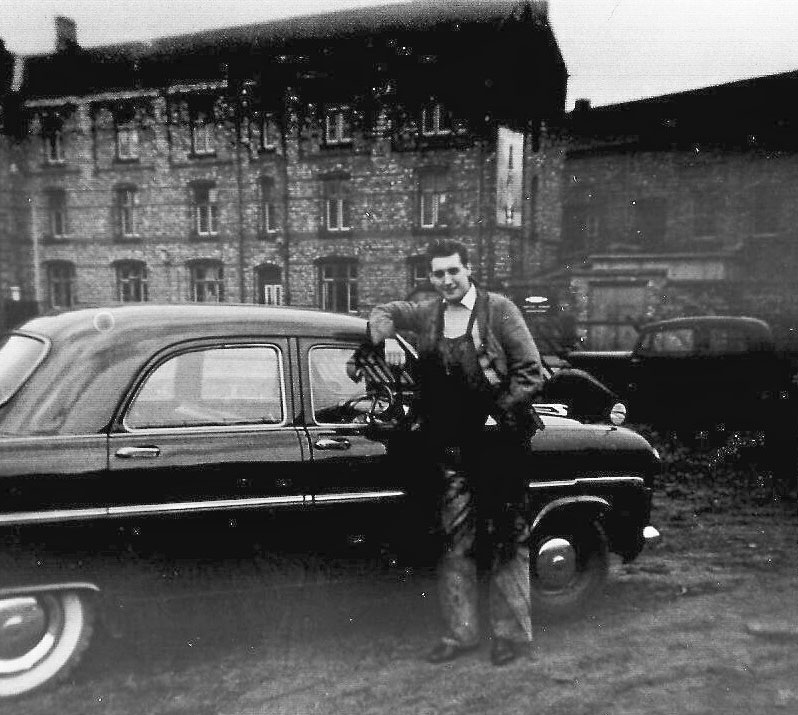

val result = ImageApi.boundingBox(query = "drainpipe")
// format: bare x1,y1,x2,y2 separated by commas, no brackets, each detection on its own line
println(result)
476,139,485,283
234,82,247,303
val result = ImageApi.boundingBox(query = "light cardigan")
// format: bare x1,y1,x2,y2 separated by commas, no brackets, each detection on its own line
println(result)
368,286,545,431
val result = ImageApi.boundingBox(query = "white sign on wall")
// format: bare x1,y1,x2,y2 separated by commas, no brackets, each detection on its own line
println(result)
496,126,524,228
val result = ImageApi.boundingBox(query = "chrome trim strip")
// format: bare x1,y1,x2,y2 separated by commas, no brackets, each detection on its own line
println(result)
313,490,406,504
527,476,645,489
0,507,109,526
107,495,307,517
0,495,308,526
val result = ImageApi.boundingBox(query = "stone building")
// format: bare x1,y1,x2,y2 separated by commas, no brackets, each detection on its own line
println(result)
525,71,798,351
0,1,566,326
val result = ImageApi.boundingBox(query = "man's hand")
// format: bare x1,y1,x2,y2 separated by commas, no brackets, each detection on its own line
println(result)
383,338,406,368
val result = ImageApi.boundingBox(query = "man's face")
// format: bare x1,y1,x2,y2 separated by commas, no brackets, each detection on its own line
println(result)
429,252,472,303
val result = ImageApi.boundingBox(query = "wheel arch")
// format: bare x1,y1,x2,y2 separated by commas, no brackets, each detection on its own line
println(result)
530,496,610,534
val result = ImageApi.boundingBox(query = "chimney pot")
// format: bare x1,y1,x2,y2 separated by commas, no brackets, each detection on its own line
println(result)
55,16,78,53
574,98,591,113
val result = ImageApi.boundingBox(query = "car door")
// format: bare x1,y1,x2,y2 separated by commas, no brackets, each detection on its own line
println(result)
298,339,407,505
108,338,308,525
631,326,700,421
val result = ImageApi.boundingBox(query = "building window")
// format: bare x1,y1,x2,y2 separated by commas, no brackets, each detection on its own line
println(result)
189,262,224,302
753,185,780,236
115,261,148,302
324,179,352,233
563,203,602,256
46,189,69,239
324,108,352,145
421,102,450,136
46,262,75,308
43,129,64,164
191,115,216,156
630,197,667,248
116,123,139,160
116,186,139,238
408,258,428,289
319,260,357,313
693,193,719,239
419,172,448,229
255,264,283,305
192,183,219,237
260,178,278,236
260,113,278,151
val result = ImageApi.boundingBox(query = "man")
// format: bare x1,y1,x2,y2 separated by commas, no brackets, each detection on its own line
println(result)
369,239,544,666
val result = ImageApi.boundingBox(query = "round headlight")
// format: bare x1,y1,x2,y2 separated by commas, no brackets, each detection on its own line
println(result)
609,402,627,425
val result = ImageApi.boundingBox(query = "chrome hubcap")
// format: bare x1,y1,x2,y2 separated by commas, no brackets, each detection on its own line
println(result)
0,595,62,674
536,537,577,590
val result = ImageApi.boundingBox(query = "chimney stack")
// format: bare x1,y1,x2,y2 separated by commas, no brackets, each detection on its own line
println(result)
55,16,78,53
573,98,591,113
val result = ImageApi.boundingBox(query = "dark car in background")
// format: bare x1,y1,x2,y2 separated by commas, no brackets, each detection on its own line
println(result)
0,304,659,697
565,315,798,430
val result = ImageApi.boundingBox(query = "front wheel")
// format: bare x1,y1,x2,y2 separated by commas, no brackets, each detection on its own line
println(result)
0,590,94,698
529,521,609,618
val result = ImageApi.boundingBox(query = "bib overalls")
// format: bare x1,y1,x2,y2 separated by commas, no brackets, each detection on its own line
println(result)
424,308,533,649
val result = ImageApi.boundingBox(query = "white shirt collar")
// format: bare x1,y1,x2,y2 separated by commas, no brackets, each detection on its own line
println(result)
454,283,477,310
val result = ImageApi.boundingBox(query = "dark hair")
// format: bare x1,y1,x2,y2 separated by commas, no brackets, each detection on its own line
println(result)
425,239,469,268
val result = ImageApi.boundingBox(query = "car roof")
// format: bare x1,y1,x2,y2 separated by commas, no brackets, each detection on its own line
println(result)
16,303,368,343
641,315,771,333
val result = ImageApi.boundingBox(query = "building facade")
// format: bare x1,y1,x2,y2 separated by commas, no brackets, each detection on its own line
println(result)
0,1,566,327
529,73,798,351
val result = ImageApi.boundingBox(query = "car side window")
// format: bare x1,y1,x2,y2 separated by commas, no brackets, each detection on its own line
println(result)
125,345,284,429
309,346,370,424
643,328,695,354
707,328,748,354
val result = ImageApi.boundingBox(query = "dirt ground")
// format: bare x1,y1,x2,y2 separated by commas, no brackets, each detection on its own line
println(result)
4,429,798,715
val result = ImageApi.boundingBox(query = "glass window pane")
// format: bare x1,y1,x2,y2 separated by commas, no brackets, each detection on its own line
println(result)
127,346,283,428
309,347,367,423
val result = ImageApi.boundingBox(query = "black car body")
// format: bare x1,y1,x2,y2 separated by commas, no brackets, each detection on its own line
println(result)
565,315,797,429
0,304,660,696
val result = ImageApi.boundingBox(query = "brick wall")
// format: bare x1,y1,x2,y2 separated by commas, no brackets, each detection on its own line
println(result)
11,90,551,318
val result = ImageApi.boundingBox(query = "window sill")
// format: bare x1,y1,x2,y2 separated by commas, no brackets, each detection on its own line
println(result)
412,225,450,237
39,163,79,174
189,151,218,159
320,228,354,237
42,235,72,244
190,233,220,241
114,156,141,164
322,139,353,148
258,231,281,240
114,234,142,243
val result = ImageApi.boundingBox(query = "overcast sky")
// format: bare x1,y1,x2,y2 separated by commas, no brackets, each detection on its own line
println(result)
2,0,798,108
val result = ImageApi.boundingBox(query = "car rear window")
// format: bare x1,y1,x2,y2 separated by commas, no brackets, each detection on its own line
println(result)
0,335,48,406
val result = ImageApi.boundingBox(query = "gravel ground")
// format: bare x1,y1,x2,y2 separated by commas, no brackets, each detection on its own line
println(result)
4,428,797,715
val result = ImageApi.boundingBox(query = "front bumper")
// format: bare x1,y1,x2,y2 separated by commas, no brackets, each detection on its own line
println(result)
643,525,661,543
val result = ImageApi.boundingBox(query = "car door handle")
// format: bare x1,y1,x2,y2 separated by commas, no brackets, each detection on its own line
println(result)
115,446,161,459
314,437,351,450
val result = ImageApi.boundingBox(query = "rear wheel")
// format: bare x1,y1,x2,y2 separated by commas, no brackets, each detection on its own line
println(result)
0,591,94,698
529,520,609,618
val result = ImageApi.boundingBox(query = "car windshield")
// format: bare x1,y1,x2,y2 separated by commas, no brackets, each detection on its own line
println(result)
0,335,48,407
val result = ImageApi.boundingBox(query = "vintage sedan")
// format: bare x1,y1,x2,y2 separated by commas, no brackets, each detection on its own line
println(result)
0,304,660,696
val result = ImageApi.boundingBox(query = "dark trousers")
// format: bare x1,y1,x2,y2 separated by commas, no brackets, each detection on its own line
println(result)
432,430,533,646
